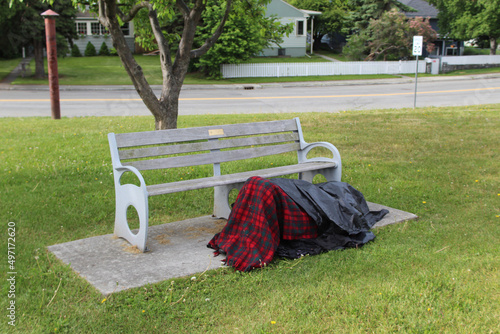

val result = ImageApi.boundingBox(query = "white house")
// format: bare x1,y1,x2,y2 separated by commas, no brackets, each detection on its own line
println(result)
261,0,321,57
73,11,135,54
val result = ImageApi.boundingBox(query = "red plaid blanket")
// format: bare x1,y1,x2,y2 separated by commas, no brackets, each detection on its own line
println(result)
208,176,317,271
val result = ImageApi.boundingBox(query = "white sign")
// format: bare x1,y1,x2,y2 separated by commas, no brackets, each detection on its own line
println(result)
413,36,423,56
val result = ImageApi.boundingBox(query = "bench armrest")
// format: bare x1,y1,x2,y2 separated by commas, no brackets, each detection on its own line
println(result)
298,141,341,165
298,141,342,182
108,133,147,191
113,165,147,190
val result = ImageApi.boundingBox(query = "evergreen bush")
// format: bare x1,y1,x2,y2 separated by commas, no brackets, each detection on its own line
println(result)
71,44,82,57
84,42,96,56
98,42,110,56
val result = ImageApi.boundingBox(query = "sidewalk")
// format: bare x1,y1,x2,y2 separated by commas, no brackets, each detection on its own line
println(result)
315,53,342,62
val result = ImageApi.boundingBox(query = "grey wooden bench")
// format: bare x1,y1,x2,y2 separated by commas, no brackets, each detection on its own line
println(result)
108,118,342,252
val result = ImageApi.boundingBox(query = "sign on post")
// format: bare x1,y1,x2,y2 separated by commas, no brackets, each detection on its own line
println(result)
412,36,423,108
413,36,423,56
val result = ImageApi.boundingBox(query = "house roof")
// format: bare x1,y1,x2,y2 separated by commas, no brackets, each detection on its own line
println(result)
266,0,309,18
299,9,322,17
76,11,98,20
399,0,438,19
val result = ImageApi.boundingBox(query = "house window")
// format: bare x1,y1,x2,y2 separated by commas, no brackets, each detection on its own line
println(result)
278,48,286,56
77,22,87,35
296,20,305,36
76,20,128,36
91,22,107,35
90,22,100,35
121,23,130,36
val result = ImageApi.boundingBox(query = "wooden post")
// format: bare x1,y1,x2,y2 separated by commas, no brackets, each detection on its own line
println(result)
41,10,61,120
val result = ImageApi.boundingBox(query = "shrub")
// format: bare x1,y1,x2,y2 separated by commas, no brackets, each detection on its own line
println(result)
84,42,96,57
98,42,110,56
71,44,82,57
56,35,70,58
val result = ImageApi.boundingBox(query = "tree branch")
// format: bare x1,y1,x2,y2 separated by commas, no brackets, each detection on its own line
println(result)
98,0,109,27
148,6,173,71
98,0,149,26
100,0,162,119
175,0,205,62
176,0,191,17
119,1,151,22
190,0,232,58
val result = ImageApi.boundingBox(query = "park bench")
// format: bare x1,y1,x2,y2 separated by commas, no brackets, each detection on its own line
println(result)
108,118,342,252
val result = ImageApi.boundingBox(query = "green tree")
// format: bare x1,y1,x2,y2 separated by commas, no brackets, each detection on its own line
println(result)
16,0,288,129
63,0,237,130
287,0,351,51
5,0,77,78
343,9,437,60
0,1,24,59
194,0,293,78
428,0,500,55
344,0,415,33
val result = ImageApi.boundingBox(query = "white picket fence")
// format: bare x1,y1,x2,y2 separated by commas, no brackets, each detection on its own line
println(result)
221,60,426,78
440,55,500,65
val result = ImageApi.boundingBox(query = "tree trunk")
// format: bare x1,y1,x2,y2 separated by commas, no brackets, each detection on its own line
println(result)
99,0,231,130
102,0,167,127
313,33,324,51
490,37,498,55
155,58,190,130
156,96,179,130
33,38,45,79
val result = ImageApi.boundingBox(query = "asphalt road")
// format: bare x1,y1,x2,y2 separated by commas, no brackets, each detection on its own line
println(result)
1,74,499,117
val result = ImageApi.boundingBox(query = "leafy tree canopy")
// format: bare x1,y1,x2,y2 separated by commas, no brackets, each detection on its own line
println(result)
428,0,500,54
194,0,293,78
3,0,76,79
343,9,437,60
132,0,291,78
344,0,415,33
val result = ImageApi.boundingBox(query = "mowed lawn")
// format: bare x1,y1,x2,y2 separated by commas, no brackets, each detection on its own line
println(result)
10,55,402,86
0,106,499,333
0,58,23,81
8,55,500,86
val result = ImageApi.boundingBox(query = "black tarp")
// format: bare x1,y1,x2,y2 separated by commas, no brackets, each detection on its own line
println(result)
269,178,389,259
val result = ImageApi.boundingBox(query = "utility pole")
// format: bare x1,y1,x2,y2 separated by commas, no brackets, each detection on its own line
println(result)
41,9,61,119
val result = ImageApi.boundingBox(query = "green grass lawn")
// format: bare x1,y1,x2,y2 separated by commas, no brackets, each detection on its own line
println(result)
315,50,350,62
7,55,405,85
0,58,22,81
7,55,500,86
10,56,164,85
1,106,499,333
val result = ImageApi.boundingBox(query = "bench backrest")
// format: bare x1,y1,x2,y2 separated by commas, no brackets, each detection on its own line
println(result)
109,118,307,174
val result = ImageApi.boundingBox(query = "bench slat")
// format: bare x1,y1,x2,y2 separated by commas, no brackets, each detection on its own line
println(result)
146,162,338,196
119,133,299,160
125,143,301,170
114,119,298,148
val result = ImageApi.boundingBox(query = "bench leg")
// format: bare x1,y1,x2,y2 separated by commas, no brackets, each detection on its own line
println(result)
213,183,245,219
114,184,149,252
300,167,341,183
